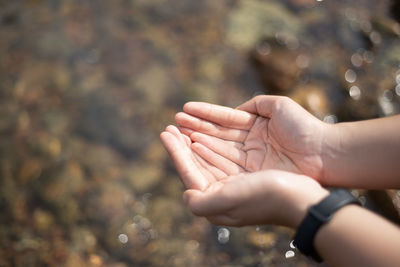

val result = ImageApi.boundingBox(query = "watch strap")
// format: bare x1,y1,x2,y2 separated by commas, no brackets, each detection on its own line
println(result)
293,189,361,262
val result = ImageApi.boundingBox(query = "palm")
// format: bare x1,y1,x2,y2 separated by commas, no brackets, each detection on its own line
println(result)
175,97,326,180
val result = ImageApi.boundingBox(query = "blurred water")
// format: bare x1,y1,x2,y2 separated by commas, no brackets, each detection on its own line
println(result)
0,0,399,266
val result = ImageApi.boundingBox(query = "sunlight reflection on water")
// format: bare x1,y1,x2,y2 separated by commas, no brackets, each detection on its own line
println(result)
217,227,230,244
345,69,357,83
118,234,129,244
285,250,295,259
289,240,296,249
349,85,361,100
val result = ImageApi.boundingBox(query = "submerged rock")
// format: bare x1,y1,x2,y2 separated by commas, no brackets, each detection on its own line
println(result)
226,0,303,50
251,39,303,93
289,84,330,119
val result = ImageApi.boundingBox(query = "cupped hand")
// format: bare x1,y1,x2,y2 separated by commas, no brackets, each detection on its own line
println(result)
160,125,245,191
160,127,328,227
175,95,329,182
160,114,329,228
183,169,328,228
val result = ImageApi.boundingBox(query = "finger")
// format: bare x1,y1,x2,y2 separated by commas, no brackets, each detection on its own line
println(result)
191,142,245,175
190,132,247,168
167,126,216,183
178,127,192,146
184,187,231,216
160,128,208,190
192,152,227,180
165,126,218,185
236,95,284,117
178,126,194,137
176,112,248,142
166,125,189,146
182,102,256,130
192,154,218,185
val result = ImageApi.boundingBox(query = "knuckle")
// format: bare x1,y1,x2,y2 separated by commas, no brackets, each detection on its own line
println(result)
273,96,291,112
189,204,203,217
277,96,293,107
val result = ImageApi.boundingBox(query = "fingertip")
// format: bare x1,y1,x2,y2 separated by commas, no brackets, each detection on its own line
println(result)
183,102,195,112
189,131,199,141
160,130,172,141
190,133,209,149
183,101,205,114
236,95,261,112
160,131,178,153
174,112,185,122
165,124,175,132
179,130,192,146
190,141,202,151
160,131,167,140
190,132,209,144
178,126,194,136
175,112,195,128
190,142,210,160
165,125,181,137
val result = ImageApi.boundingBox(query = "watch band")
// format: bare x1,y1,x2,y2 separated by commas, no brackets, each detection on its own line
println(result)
293,189,361,262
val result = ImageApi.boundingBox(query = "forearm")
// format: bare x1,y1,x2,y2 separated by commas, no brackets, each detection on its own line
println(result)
322,115,400,188
314,205,400,267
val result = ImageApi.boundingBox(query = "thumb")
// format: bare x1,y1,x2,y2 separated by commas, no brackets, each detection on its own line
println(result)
236,95,280,118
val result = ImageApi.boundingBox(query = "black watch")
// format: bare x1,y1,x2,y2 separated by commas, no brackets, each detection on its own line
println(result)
293,189,361,262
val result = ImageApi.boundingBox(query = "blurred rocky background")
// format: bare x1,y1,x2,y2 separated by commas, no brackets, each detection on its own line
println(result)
0,0,399,266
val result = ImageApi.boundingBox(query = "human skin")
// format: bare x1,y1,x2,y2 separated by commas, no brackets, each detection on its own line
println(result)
161,95,400,266
175,96,325,183
160,119,400,267
160,125,329,228
175,95,400,189
314,205,400,267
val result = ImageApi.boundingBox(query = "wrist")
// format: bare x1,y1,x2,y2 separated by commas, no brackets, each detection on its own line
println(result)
320,123,345,186
287,182,329,229
258,171,329,229
293,189,361,262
